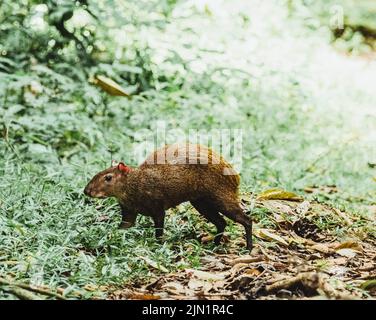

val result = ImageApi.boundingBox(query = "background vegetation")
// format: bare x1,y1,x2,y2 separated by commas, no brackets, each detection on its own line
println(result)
0,0,375,299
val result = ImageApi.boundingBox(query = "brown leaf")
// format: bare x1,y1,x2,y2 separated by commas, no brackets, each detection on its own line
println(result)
328,257,348,265
185,269,226,281
359,262,375,272
200,235,214,244
188,278,212,292
226,274,255,291
244,268,262,276
228,263,249,277
335,241,363,252
128,293,161,300
310,243,332,254
254,228,289,246
161,281,196,298
261,200,295,216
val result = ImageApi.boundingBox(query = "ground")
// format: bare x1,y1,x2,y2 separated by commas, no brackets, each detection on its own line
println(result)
2,193,374,300
107,195,375,300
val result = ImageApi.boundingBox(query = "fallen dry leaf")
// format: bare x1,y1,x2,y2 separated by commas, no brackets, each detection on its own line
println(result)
128,293,161,300
359,262,375,271
257,188,303,201
161,281,186,295
93,75,130,97
327,265,349,277
244,268,262,277
328,257,349,265
185,269,226,281
310,243,332,254
296,200,311,216
139,256,168,273
335,241,363,252
200,235,214,244
188,278,213,292
228,263,250,279
261,200,295,216
336,248,358,258
254,228,289,246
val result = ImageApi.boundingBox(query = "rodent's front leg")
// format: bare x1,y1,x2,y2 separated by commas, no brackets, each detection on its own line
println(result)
119,205,137,229
152,209,166,239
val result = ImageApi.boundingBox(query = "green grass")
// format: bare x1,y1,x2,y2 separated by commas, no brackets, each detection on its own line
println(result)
0,0,375,298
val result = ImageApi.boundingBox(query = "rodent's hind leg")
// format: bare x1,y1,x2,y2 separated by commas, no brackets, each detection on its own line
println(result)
216,200,253,251
152,210,166,240
191,199,227,246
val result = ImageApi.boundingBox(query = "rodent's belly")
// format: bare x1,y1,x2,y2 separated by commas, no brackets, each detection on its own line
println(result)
151,190,196,210
152,187,202,211
139,164,236,211
163,196,192,210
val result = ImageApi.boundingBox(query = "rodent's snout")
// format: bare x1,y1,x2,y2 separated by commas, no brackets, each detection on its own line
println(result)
84,185,91,197
83,185,106,198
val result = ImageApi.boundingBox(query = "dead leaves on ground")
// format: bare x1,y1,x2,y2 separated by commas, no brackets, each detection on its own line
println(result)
107,193,376,300
254,228,289,246
109,239,375,300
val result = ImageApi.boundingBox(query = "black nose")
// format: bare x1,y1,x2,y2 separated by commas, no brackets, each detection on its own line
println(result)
84,186,91,196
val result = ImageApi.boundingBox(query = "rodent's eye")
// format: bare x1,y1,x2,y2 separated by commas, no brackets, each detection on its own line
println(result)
104,175,112,182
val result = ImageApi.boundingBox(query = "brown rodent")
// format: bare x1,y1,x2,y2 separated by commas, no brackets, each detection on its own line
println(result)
84,143,252,250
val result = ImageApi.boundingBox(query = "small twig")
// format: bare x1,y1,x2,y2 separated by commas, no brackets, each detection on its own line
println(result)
229,255,264,265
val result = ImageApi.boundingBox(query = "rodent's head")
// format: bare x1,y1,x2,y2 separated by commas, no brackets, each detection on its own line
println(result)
84,161,132,199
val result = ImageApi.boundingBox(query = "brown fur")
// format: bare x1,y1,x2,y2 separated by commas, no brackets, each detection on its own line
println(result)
84,143,252,250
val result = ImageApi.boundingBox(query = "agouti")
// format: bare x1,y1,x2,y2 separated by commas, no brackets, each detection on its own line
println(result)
84,143,252,250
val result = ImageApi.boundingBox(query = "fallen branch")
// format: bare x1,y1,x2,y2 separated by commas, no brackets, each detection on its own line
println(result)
2,286,41,300
228,255,264,265
265,272,357,300
265,272,320,294
0,277,66,300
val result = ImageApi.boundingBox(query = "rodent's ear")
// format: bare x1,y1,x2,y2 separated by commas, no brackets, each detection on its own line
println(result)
118,162,131,173
112,159,119,167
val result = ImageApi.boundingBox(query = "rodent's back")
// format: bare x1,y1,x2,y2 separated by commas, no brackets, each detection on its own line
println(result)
137,143,240,204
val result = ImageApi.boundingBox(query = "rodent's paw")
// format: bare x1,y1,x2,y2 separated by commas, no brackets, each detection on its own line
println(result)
119,221,134,229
